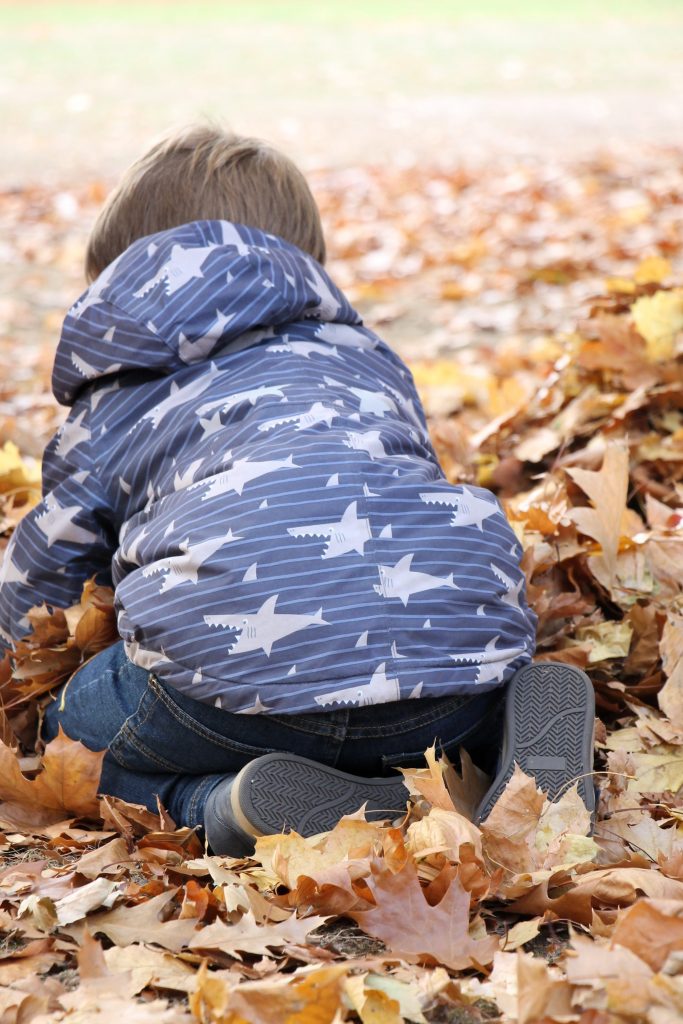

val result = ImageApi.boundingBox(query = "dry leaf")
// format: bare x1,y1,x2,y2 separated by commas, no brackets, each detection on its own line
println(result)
351,859,499,970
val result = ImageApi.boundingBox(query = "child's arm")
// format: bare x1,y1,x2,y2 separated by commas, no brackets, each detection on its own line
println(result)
0,400,117,644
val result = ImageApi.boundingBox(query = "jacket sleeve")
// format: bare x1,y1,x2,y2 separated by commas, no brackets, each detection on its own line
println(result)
0,399,118,644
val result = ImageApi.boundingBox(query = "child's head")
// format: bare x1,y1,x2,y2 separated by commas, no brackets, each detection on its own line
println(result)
85,125,326,281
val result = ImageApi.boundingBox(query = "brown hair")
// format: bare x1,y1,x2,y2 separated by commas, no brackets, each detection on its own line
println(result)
85,125,326,281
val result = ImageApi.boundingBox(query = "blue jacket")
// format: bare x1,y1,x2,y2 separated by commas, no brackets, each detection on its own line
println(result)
0,220,536,714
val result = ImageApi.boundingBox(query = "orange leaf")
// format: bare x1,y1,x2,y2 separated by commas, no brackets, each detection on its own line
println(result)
0,726,104,827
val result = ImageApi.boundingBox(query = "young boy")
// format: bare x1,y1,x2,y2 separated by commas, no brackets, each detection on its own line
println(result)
0,127,594,853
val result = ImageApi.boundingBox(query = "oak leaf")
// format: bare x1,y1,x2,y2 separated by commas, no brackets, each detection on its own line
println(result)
350,858,499,970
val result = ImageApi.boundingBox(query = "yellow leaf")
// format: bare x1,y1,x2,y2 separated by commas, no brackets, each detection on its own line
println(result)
576,620,634,662
0,440,41,503
605,277,636,294
634,256,671,285
631,287,683,361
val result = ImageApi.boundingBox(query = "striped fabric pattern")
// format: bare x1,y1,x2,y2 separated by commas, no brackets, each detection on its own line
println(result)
0,221,536,714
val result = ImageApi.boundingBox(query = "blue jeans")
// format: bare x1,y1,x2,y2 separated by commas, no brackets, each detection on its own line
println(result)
42,642,503,829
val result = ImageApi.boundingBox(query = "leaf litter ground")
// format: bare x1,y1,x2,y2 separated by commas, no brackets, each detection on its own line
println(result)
0,151,682,1023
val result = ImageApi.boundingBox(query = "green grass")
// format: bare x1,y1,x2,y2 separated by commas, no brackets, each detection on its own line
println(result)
2,0,683,23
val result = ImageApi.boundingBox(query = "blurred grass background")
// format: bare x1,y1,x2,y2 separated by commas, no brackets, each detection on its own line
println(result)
2,1,683,184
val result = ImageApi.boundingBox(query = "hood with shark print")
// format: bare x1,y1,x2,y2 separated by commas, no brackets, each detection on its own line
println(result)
53,220,361,406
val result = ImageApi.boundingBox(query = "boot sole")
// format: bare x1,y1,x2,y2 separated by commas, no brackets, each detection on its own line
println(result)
231,752,410,837
475,662,596,823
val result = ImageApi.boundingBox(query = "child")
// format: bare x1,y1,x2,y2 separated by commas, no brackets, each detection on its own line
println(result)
0,127,594,852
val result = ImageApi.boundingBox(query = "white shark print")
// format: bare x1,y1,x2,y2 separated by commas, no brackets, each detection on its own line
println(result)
344,430,387,460
288,501,372,559
419,486,501,530
133,243,217,298
237,694,273,715
70,253,123,319
267,338,340,360
198,411,224,438
71,352,122,380
385,384,425,430
178,310,235,364
141,530,240,594
126,642,172,672
139,363,222,431
0,549,29,587
490,563,525,615
349,387,398,418
315,663,400,708
197,385,287,418
36,495,99,548
374,554,458,606
119,524,150,566
303,259,341,319
450,635,526,684
219,221,251,255
55,410,90,458
90,380,121,412
173,458,204,491
204,594,327,656
258,402,339,433
315,323,377,349
197,455,296,500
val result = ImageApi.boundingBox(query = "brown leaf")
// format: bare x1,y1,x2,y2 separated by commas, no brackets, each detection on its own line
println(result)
610,898,683,972
64,888,199,953
567,444,630,584
188,908,327,960
658,609,683,729
350,859,499,970
190,961,348,1024
0,727,104,828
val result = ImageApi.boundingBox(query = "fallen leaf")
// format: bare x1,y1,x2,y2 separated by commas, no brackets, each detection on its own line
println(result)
0,727,104,828
567,444,630,584
351,859,499,970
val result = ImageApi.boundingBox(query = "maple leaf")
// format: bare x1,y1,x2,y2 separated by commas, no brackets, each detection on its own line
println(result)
187,907,327,960
0,726,104,828
190,961,349,1024
350,858,499,970
631,287,683,361
566,443,629,584
658,609,683,729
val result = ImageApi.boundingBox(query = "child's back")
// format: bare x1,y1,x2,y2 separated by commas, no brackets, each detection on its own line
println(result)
0,126,594,854
6,218,535,714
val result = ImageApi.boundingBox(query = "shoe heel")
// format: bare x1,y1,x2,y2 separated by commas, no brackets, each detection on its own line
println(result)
476,662,596,824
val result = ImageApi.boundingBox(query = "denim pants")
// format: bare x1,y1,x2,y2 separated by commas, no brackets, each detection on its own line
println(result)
42,641,503,829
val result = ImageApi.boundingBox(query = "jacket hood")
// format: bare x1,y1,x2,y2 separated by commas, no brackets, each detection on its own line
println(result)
54,220,361,405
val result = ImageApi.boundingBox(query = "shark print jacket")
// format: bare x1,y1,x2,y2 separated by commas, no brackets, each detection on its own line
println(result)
0,220,537,714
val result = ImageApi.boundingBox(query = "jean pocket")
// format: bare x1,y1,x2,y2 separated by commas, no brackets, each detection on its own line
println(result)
109,679,277,775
